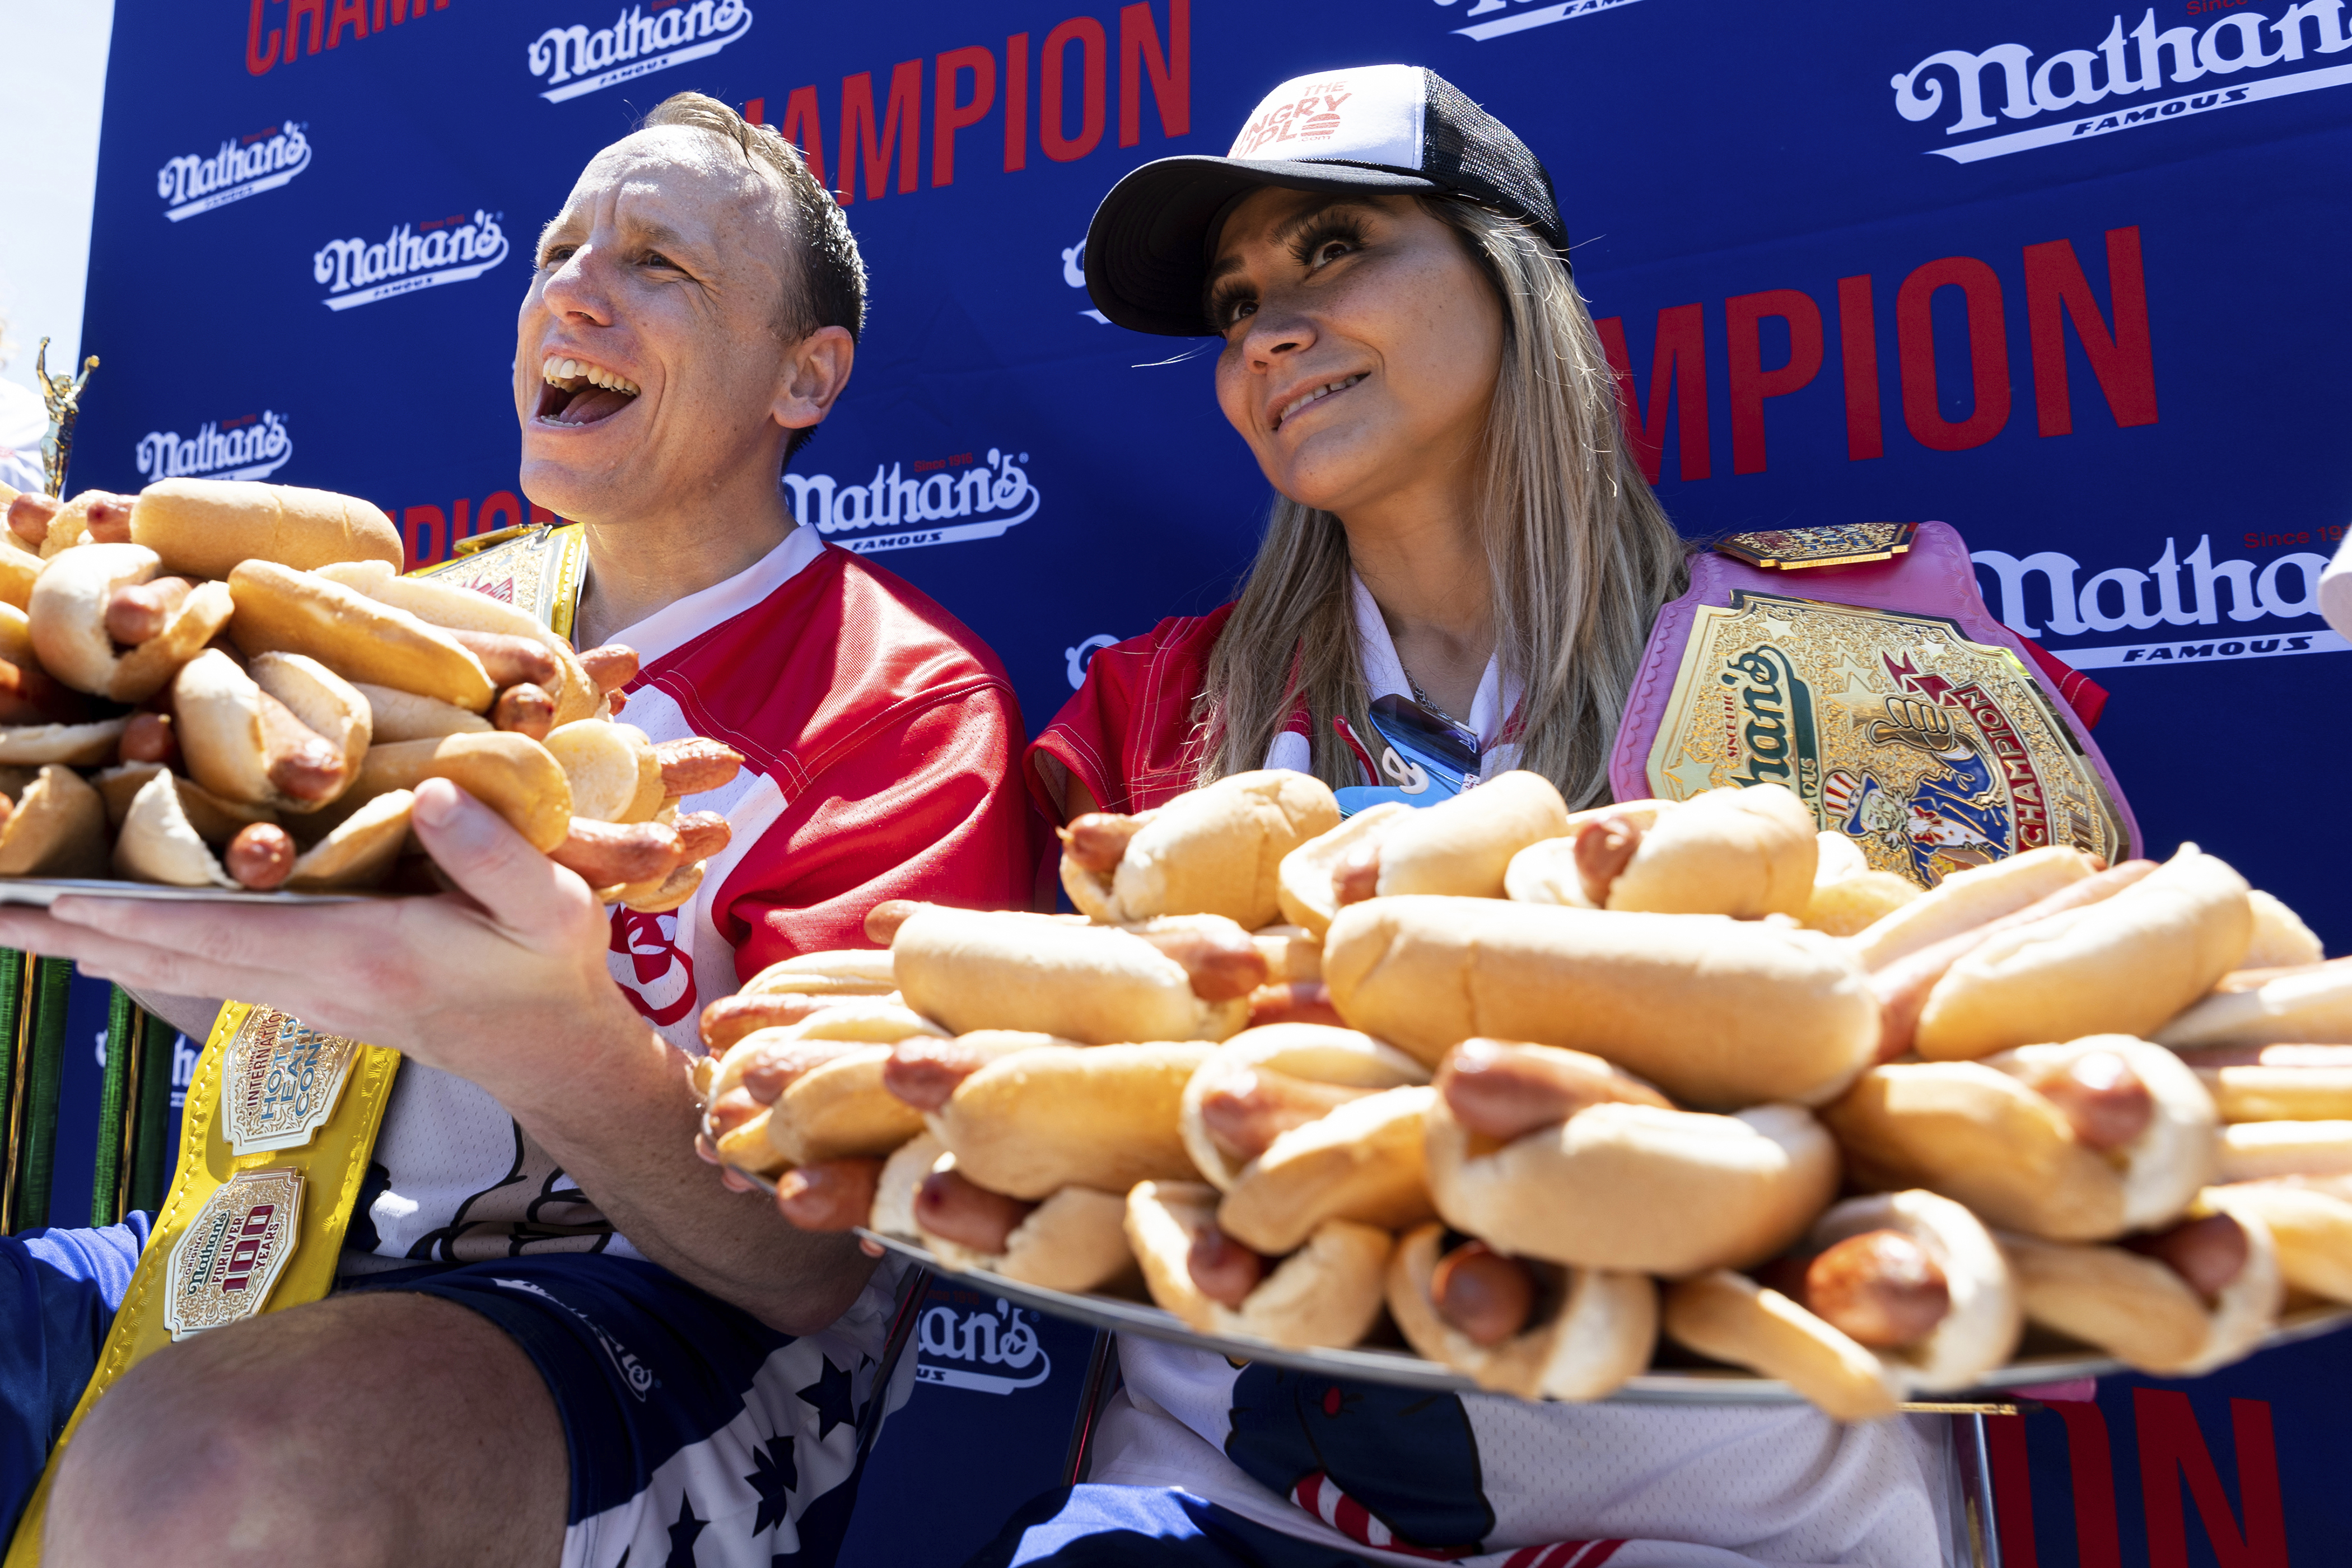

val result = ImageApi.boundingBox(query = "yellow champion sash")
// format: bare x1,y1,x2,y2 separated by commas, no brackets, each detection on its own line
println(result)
6,525,587,1561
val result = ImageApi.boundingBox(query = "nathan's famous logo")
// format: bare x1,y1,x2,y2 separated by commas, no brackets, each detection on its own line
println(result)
1438,0,1650,45
157,122,310,223
312,209,508,312
914,1297,1052,1396
783,447,1039,556
528,0,753,104
136,411,292,484
1717,646,1820,797
1893,7,2352,164
1971,534,2342,669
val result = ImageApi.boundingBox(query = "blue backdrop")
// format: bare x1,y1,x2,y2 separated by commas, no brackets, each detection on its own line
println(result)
62,1,2352,1558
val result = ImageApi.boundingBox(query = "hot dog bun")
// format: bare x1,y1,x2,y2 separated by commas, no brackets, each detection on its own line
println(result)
1914,846,2252,1061
928,1042,1211,1199
0,720,127,767
1850,846,2101,970
1426,1095,1838,1275
0,763,106,878
1179,1024,1427,1191
336,732,570,852
739,948,898,999
893,906,1247,1044
2001,1205,2280,1376
351,683,491,742
130,478,403,578
2243,890,2324,970
284,788,413,891
2196,1058,2352,1123
1800,832,1920,938
228,560,495,713
27,543,234,701
1509,784,1818,918
174,648,371,812
2216,1121,2352,1182
0,536,39,611
910,1149,1137,1294
1807,1191,2022,1393
1373,769,1567,899
1126,1179,1392,1350
1662,1270,1905,1422
544,720,663,824
1061,769,1339,928
2210,1179,2352,1303
1387,1224,1656,1401
1322,896,1878,1107
1275,801,1412,937
113,769,239,888
1501,801,1669,907
2157,958,2352,1051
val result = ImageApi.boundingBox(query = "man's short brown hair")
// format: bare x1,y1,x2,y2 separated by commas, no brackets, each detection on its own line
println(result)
638,92,865,465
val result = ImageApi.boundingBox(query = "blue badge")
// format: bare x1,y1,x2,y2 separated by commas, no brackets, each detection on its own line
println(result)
1333,695,1482,816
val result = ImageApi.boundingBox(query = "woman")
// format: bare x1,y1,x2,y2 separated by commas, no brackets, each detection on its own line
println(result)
985,66,1954,1568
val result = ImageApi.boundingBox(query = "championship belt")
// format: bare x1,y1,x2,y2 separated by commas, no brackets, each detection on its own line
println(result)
1609,521,2139,889
5,524,588,1562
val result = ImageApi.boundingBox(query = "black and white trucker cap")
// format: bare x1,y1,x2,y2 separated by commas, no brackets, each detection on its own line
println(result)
1084,64,1569,337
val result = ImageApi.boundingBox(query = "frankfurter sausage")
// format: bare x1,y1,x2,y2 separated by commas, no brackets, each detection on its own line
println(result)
7,493,58,548
1436,1039,1673,1143
1187,1222,1266,1308
1196,1067,1375,1164
552,818,687,888
699,992,839,1054
865,898,923,945
2125,1211,2250,1301
118,711,176,766
655,736,744,797
577,643,639,695
225,821,297,890
256,688,347,802
776,1159,886,1231
884,1037,997,1112
81,494,134,544
674,810,731,860
1573,815,1642,907
2023,1050,2155,1153
491,683,556,741
445,628,560,690
0,658,85,726
1802,1229,1950,1348
1246,981,1346,1029
1331,843,1382,907
1129,919,1270,1001
915,1166,1038,1255
104,578,192,646
1061,811,1144,875
1431,1240,1538,1346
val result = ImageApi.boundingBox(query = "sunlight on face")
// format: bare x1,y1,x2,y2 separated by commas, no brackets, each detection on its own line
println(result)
1207,189,1505,519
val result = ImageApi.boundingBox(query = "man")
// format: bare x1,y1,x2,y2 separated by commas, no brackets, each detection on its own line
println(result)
0,93,1032,1566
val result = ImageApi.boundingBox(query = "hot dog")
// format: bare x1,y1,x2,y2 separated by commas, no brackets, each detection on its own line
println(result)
1436,1037,1673,1142
775,1158,886,1233
0,764,107,879
1385,1225,1658,1401
1276,801,1413,938
173,648,370,812
735,946,898,1001
228,559,497,713
654,736,744,800
329,731,571,852
880,1031,1061,1111
2215,1120,2352,1182
2000,1198,2281,1376
577,643,639,697
127,478,403,579
1504,785,1818,919
1245,981,1345,1029
542,720,664,825
314,559,602,726
1127,1178,1393,1350
892,905,1249,1044
1848,846,2102,971
0,657,90,727
552,818,685,889
1059,768,1340,929
2188,1047,2352,1123
1425,1051,1839,1276
29,543,235,702
21,490,135,557
1177,1024,1436,1256
2157,956,2352,1052
2240,889,2325,970
880,1142,1136,1293
1122,914,1271,1000
928,1042,1211,1198
699,992,846,1056
1821,1037,2218,1241
1910,846,2253,1061
491,683,557,741
698,1000,949,1175
2208,1178,2352,1304
1797,831,1920,937
113,767,411,892
1321,895,1879,1107
445,628,559,691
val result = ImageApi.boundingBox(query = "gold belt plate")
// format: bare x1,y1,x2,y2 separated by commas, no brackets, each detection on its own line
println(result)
162,1167,304,1341
223,1006,362,1155
1645,590,2129,889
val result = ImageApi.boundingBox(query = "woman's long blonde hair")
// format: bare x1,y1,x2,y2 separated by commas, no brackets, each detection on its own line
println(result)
1194,199,1690,809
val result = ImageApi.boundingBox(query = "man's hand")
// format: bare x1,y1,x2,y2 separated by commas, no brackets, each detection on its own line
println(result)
0,778,633,1114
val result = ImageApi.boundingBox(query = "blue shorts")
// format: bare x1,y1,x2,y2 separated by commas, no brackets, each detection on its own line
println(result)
967,1485,1376,1568
0,1224,894,1568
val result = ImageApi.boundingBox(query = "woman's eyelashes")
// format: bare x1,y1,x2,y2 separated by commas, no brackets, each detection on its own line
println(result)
1209,216,1375,333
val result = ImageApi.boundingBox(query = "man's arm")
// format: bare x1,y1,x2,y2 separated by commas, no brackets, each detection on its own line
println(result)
0,780,871,1332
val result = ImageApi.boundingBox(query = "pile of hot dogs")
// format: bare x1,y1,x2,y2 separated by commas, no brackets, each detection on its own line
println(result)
698,761,2351,1421
0,475,741,899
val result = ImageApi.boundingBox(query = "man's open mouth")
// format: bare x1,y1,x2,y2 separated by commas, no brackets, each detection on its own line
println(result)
536,356,642,426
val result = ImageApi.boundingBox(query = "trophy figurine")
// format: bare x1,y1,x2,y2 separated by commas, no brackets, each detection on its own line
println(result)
31,337,97,501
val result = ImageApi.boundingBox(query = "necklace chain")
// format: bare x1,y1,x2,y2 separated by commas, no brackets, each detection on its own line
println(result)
1403,670,1466,729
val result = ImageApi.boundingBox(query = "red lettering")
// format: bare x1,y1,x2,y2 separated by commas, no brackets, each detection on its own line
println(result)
934,45,998,188
248,0,282,74
1986,1415,2040,1568
2052,1401,2124,1568
2024,226,2158,437
286,0,326,59
742,96,764,124
1836,274,1883,461
1897,255,2011,452
402,505,446,570
326,0,367,46
1041,17,1108,162
478,491,525,537
1724,288,1823,475
838,61,925,204
779,86,829,193
1118,1,1189,148
1595,304,1711,484
1005,33,1030,171
2134,1389,2288,1568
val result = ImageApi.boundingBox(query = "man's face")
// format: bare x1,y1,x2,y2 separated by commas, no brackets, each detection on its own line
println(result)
516,127,797,524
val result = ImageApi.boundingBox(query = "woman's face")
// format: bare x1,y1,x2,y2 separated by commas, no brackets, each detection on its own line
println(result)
1209,189,1505,519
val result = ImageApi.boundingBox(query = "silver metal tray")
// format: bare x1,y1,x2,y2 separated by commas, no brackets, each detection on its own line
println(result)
848,1229,2352,1406
0,878,379,906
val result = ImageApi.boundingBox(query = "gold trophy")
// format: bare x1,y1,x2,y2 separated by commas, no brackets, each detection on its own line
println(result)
30,337,97,501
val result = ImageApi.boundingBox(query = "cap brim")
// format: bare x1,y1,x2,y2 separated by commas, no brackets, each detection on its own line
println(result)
1084,156,1442,337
